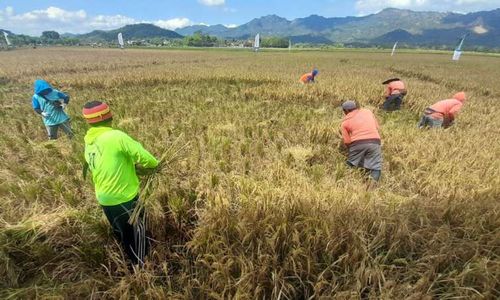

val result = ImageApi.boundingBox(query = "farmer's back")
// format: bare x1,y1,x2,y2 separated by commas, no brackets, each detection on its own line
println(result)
84,126,156,206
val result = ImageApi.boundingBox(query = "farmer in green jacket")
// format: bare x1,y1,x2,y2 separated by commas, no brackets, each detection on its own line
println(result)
83,101,158,266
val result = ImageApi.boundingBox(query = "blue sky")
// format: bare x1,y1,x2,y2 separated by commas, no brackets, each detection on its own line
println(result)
1,0,500,35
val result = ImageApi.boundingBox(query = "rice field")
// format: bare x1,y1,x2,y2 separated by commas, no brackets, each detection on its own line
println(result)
0,47,499,299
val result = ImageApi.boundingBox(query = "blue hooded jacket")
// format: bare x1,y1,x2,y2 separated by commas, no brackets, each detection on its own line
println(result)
32,79,70,126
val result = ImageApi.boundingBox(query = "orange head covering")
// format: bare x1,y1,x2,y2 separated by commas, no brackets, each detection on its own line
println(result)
453,92,466,102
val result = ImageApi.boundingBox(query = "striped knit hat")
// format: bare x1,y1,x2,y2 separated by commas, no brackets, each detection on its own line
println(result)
82,101,112,124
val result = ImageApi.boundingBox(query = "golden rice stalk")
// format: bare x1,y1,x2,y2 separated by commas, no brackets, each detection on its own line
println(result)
129,134,190,226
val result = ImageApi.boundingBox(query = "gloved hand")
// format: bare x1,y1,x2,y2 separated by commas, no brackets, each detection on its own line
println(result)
41,112,49,118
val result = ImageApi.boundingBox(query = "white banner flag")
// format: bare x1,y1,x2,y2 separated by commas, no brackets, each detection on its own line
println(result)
254,33,260,51
391,42,398,56
3,31,11,46
117,32,124,48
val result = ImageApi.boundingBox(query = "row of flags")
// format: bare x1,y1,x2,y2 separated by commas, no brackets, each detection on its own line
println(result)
0,29,467,61
116,32,293,52
390,34,468,61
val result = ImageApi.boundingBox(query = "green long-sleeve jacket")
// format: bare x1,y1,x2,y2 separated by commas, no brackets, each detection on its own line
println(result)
84,126,159,206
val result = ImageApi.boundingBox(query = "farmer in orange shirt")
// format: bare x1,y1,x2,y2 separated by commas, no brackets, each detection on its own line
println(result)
299,69,319,84
382,78,407,111
341,101,382,181
418,92,466,129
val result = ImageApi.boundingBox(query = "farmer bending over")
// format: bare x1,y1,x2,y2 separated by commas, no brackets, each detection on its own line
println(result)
382,78,406,111
83,101,158,266
341,101,383,182
31,79,73,140
418,92,466,129
299,69,319,84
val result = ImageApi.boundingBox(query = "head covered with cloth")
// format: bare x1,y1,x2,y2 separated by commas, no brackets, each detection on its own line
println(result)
31,79,73,140
341,100,357,113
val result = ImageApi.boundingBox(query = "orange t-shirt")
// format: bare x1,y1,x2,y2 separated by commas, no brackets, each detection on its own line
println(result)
385,80,405,97
428,99,463,121
341,108,381,145
300,73,314,84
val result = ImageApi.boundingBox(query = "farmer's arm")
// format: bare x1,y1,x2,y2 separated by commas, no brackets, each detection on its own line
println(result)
32,96,43,115
448,103,463,121
120,133,159,169
56,90,70,104
341,122,351,146
384,85,391,97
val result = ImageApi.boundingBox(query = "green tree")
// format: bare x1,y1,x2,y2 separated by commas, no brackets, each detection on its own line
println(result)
184,31,218,47
61,38,80,46
41,31,60,40
261,37,288,48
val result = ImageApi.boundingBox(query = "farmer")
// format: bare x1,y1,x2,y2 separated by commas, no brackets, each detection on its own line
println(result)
299,69,319,84
418,92,466,129
340,101,382,182
83,101,159,266
382,78,406,111
31,79,73,140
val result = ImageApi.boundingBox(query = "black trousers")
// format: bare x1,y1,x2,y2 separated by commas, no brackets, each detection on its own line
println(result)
382,94,404,111
101,196,147,265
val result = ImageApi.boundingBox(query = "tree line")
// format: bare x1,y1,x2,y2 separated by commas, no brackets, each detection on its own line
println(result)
3,30,292,49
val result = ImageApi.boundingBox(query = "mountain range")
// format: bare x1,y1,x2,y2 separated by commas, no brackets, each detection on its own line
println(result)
2,8,500,48
77,24,182,41
177,8,500,48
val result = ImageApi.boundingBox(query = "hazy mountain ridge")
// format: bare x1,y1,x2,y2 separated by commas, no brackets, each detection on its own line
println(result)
3,8,500,48
176,8,500,47
77,23,182,42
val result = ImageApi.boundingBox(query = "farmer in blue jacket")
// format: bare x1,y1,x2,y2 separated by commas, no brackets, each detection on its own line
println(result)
32,79,73,140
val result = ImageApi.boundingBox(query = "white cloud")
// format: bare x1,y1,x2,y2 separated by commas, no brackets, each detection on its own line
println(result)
225,24,238,28
9,6,87,23
154,18,193,30
199,0,226,6
355,0,500,14
0,6,197,35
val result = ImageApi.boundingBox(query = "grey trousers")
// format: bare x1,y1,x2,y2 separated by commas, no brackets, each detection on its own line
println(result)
347,143,383,171
417,115,443,129
46,121,73,140
346,142,383,181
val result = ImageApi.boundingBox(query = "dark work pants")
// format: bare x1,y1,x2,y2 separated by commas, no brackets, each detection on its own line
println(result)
101,196,147,266
46,120,74,140
382,94,404,111
417,115,444,129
